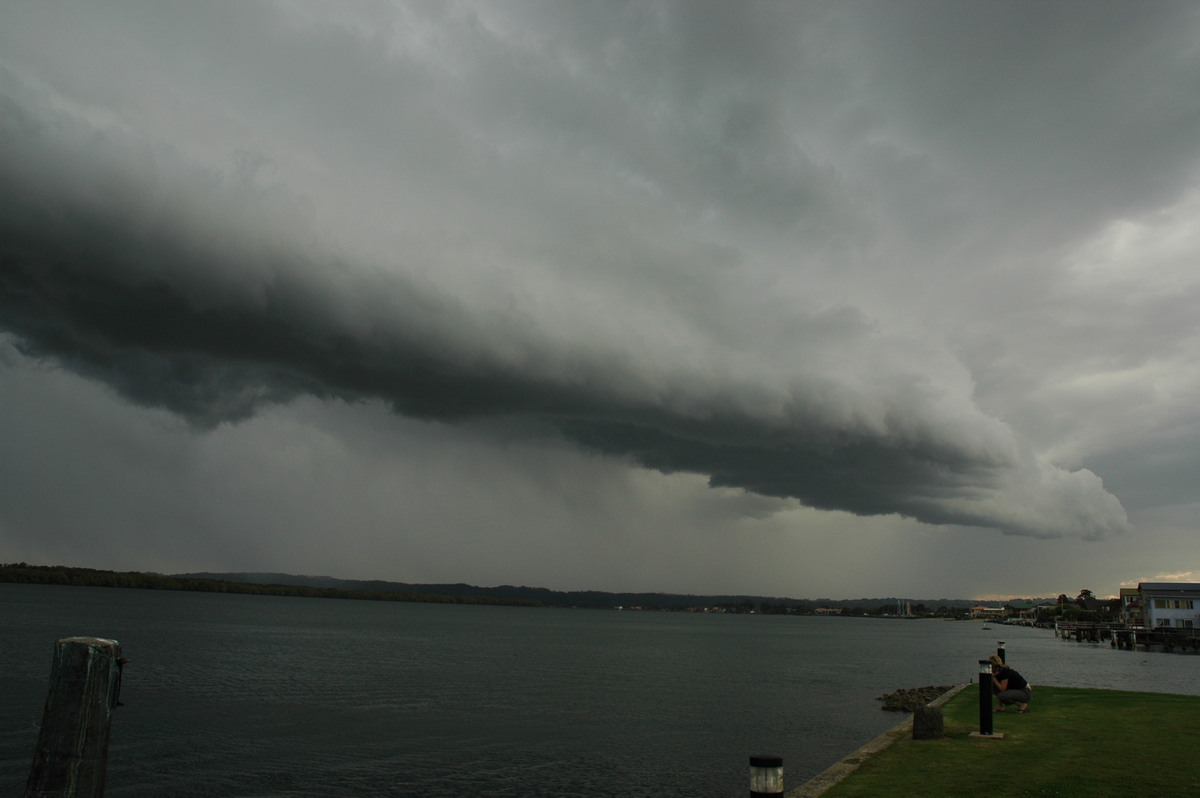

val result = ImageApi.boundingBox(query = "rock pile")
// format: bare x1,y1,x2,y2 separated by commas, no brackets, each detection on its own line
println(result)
876,685,954,712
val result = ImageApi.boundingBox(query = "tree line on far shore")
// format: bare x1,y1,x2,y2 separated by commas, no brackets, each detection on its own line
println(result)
0,563,543,607
2,563,982,614
4,562,1105,620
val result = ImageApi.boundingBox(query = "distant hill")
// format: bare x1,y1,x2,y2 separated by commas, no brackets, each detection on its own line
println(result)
3,562,1052,612
172,571,1017,611
0,563,536,607
172,571,789,609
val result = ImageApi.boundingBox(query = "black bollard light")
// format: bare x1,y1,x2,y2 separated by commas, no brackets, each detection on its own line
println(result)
997,641,1006,664
749,755,783,797
978,659,993,736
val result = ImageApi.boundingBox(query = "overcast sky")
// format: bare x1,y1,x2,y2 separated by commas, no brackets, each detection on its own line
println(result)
2,1,1199,600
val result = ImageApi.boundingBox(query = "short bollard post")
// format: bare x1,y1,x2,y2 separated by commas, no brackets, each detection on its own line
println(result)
749,755,783,796
26,637,124,798
978,659,993,736
997,641,1006,664
912,703,944,740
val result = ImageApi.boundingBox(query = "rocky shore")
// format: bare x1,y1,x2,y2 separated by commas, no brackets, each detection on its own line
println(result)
876,685,955,711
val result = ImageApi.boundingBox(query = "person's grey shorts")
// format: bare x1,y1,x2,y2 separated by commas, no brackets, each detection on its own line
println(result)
998,686,1032,705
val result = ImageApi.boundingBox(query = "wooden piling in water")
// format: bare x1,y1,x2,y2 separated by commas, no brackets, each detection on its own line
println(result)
1060,622,1200,653
25,637,125,798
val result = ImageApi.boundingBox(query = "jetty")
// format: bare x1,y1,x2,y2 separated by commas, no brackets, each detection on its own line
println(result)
1054,621,1200,652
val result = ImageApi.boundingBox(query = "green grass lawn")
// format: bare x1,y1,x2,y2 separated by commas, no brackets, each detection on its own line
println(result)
818,685,1200,797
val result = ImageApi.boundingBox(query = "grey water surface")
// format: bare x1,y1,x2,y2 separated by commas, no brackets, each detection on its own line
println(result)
2,584,1195,797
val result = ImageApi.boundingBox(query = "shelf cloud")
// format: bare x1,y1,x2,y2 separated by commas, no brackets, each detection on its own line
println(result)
5,1,1198,597
0,77,1129,540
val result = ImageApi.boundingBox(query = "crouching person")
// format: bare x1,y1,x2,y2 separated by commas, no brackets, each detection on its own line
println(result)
989,654,1032,713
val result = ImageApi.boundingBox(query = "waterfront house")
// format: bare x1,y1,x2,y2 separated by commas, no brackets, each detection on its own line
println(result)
1120,587,1144,627
1139,582,1200,629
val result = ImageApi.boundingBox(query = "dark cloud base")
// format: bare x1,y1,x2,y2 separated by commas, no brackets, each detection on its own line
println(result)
0,56,1131,542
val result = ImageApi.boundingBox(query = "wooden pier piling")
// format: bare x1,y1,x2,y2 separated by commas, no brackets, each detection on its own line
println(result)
1058,622,1200,653
25,637,125,798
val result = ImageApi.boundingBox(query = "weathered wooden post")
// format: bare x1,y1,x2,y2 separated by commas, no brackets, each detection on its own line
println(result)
749,754,783,796
26,637,125,798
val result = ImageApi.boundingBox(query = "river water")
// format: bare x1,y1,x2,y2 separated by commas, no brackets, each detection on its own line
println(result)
3,584,1197,796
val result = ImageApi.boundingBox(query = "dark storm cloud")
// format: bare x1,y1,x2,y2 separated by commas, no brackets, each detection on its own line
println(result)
0,74,1129,541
